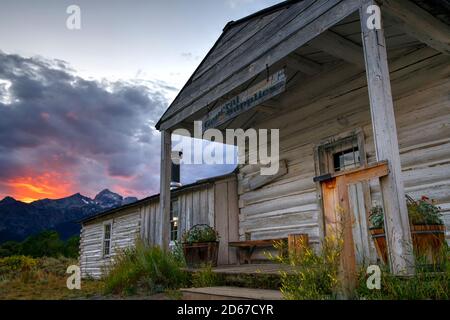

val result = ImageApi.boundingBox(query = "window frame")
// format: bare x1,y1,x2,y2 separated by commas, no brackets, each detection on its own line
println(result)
315,128,367,175
102,220,113,258
169,198,179,242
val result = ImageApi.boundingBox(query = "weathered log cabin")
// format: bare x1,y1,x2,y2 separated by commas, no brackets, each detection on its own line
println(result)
155,0,450,277
79,172,239,278
79,0,450,279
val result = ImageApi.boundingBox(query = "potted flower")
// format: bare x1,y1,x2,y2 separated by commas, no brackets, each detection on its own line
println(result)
369,195,446,268
182,224,219,268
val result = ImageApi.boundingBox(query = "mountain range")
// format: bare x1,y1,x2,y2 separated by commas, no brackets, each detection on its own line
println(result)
0,189,138,243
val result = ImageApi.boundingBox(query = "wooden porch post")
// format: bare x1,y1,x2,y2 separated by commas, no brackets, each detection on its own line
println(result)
359,1,414,275
160,130,172,250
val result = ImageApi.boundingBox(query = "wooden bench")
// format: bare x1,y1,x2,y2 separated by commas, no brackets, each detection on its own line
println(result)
229,238,287,264
229,234,309,264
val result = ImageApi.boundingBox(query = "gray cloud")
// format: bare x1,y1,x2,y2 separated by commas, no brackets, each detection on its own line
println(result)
0,52,236,200
0,52,169,198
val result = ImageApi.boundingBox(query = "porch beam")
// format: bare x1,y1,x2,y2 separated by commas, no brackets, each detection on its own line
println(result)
381,0,450,55
309,30,366,68
286,54,324,75
360,1,414,275
160,130,172,250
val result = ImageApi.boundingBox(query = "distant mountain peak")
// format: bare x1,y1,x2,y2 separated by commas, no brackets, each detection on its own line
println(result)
0,196,18,205
94,189,123,209
0,189,139,243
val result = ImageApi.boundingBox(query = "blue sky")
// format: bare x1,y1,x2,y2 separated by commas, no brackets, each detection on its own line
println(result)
0,0,281,201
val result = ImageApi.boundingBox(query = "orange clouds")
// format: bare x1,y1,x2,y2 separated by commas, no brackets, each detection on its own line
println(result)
5,172,75,203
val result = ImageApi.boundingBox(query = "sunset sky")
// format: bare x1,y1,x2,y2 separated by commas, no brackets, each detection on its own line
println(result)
0,0,280,202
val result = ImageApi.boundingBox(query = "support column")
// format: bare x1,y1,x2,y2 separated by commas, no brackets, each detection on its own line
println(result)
160,130,172,250
360,1,414,275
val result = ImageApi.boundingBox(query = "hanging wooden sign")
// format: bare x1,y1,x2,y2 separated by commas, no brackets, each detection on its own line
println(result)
201,69,286,131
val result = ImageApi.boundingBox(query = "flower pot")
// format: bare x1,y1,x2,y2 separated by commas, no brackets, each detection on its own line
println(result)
370,225,446,268
182,241,219,268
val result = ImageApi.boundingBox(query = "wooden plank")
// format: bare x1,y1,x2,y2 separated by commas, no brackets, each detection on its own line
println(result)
207,187,215,228
215,182,229,265
238,159,288,194
159,0,363,130
335,175,357,299
229,238,287,247
360,1,414,275
288,233,309,256
227,179,240,264
180,287,283,300
286,54,324,75
309,30,365,68
332,161,389,183
159,130,172,250
192,191,201,226
164,0,315,119
194,9,285,80
381,0,450,55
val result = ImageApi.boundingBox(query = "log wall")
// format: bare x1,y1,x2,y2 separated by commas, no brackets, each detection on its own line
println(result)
237,48,450,248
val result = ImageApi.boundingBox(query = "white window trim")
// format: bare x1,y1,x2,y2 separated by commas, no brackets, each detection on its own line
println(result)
102,220,113,258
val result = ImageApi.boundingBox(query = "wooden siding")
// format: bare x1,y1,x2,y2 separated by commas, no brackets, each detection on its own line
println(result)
215,177,240,265
79,208,141,279
237,47,450,247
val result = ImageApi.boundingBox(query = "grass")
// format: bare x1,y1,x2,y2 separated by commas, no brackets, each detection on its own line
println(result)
103,241,189,296
356,245,450,300
191,264,221,288
0,256,102,300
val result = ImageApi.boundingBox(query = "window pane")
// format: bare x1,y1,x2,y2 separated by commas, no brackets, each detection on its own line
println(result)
104,240,110,256
104,224,111,239
333,149,360,172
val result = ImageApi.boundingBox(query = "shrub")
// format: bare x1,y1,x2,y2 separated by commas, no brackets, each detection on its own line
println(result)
357,245,450,299
0,255,38,280
20,231,65,258
270,235,343,300
37,256,77,277
103,241,189,296
182,224,219,244
0,241,22,258
63,236,80,258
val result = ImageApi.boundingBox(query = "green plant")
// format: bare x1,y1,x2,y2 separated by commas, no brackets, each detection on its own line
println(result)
407,195,443,225
103,241,189,296
0,255,38,275
269,235,343,300
181,224,219,244
369,205,384,229
369,196,444,229
191,264,221,287
357,245,450,299
171,240,186,266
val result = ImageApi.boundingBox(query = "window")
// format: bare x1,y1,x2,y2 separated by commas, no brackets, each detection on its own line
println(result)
317,131,364,175
170,199,179,241
103,223,112,257
333,147,360,172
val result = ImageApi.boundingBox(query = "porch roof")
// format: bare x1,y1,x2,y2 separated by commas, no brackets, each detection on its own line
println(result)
155,0,450,132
